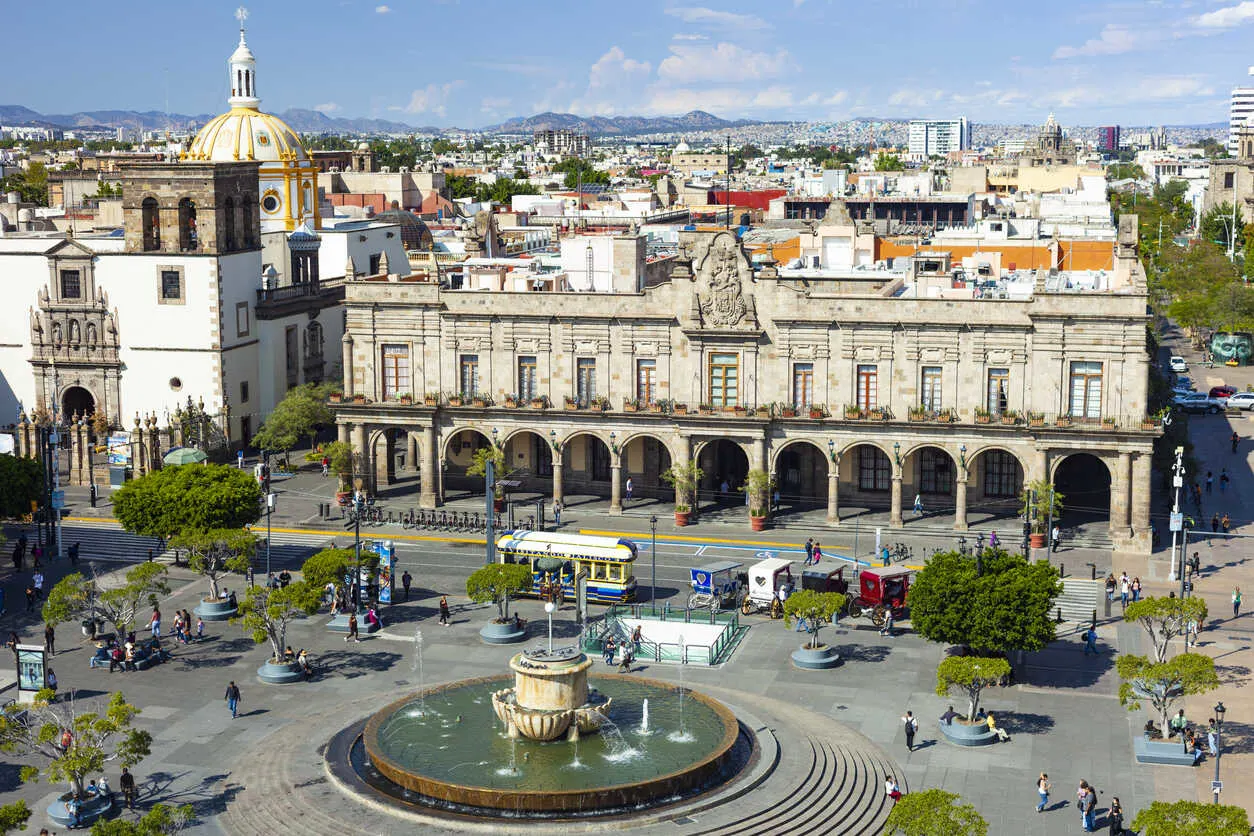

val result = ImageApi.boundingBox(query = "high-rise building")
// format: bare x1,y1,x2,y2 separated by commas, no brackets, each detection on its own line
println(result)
907,118,970,157
533,129,591,159
1228,68,1254,155
1098,126,1120,153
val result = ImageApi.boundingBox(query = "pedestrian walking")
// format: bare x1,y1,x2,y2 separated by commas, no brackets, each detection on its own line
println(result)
1107,796,1123,835
196,617,205,641
1051,524,1061,552
902,710,918,751
31,546,41,569
224,681,241,719
553,500,562,528
119,767,136,810
320,456,329,477
625,477,633,504
32,571,44,601
46,667,57,696
1132,577,1142,602
1234,586,1242,618
1208,718,1219,757
603,637,616,666
912,494,923,517
1076,780,1094,831
68,542,79,566
1119,573,1130,609
146,607,160,639
1233,430,1241,453
617,644,634,673
401,570,413,602
630,624,642,655
44,623,54,656
812,542,823,564
1221,469,1230,493
237,449,245,469
345,612,360,642
438,595,451,626
24,586,35,612
1083,626,1099,655
804,538,814,566
1222,513,1231,534
1206,471,1214,494
1211,513,1220,533
1035,773,1051,813
880,609,895,637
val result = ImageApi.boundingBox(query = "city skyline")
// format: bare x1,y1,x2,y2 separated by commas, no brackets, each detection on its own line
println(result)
6,0,1254,128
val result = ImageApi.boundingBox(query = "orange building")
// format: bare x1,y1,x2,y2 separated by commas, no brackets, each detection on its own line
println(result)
875,237,1114,271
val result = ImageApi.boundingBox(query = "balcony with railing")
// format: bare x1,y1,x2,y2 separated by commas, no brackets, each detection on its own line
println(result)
255,277,346,320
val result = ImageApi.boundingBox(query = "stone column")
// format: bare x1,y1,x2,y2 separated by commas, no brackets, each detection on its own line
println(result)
420,425,437,509
341,334,355,398
826,468,840,526
673,435,691,512
552,452,565,505
609,461,623,515
954,468,969,531
338,422,350,446
1131,452,1151,538
351,423,369,494
752,437,767,519
890,474,903,528
406,432,419,472
1110,452,1132,539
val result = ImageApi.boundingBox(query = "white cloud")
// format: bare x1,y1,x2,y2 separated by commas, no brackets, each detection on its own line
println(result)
658,42,792,83
1053,25,1140,58
664,6,769,30
671,33,707,41
801,91,848,107
1194,1,1254,28
375,4,391,13
480,96,512,111
405,80,465,118
588,46,651,89
313,102,340,114
886,89,945,109
644,85,794,115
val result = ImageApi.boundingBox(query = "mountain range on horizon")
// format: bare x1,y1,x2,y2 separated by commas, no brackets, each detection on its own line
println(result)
0,103,1227,138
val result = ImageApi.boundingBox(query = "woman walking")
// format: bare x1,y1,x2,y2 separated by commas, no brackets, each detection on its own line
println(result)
1234,586,1242,619
1107,796,1124,835
1035,773,1051,813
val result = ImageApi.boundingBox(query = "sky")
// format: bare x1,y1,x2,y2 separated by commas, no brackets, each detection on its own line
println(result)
8,0,1254,127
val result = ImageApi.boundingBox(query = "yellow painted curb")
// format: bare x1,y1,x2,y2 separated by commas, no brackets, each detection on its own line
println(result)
578,528,852,550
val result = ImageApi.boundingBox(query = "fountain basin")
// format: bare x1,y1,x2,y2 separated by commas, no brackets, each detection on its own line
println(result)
362,674,742,816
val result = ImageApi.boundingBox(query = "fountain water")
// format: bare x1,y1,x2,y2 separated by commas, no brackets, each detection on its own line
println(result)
669,634,694,743
638,698,650,734
412,629,426,716
598,718,639,763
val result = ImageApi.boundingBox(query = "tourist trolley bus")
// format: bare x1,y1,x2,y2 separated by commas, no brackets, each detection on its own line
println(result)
495,531,638,603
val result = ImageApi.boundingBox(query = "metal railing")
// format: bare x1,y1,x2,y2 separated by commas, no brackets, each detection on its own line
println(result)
580,604,742,666
256,277,346,304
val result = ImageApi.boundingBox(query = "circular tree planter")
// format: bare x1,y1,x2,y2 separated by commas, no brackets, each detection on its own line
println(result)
326,614,380,634
195,598,237,622
46,791,113,829
939,720,998,747
257,659,305,685
790,644,841,669
479,620,527,645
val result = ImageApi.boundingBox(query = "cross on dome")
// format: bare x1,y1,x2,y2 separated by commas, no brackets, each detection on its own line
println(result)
228,7,259,109
236,6,249,30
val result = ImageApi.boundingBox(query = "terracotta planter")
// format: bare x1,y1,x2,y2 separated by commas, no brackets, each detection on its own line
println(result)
1029,418,1045,427
1102,422,1116,431
352,395,367,404
650,404,663,413
674,405,688,415
1000,416,1016,425
843,411,861,420
399,396,413,405
975,415,991,424
674,510,691,527
782,409,798,418
1141,420,1157,430
624,404,638,413
530,399,546,409
1030,532,1046,549
937,414,954,423
565,403,579,411
329,394,342,403
749,515,767,532
809,410,825,419
448,398,464,407
504,399,517,408
1055,419,1072,428
472,399,487,408
424,397,437,406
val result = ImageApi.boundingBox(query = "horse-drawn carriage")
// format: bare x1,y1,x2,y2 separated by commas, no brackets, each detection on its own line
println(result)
687,560,744,611
739,557,796,619
845,565,911,627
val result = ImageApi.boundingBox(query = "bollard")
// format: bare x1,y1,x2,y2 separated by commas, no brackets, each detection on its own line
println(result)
1056,606,1064,623
1104,597,1112,618
1058,563,1064,578
1091,610,1098,629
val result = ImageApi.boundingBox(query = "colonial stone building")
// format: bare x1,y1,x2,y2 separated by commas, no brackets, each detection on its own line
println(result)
332,216,1156,553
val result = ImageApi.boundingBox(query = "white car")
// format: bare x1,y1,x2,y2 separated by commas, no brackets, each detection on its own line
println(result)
1169,356,1188,373
1227,392,1254,411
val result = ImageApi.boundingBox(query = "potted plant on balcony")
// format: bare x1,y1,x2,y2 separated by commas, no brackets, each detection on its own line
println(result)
328,392,343,404
661,460,703,527
649,399,665,413
529,394,548,409
1020,478,1063,549
447,392,464,407
1000,409,1018,426
623,397,641,413
1027,411,1045,427
698,403,716,415
973,406,991,424
1054,413,1073,428
743,468,774,532
471,393,491,408
869,406,891,421
352,393,367,405
503,393,518,408
908,405,931,422
398,392,413,405
843,404,863,420
755,403,774,418
591,395,611,412
809,404,829,420
673,402,689,415
424,392,440,407
936,408,957,424
1102,416,1117,430
781,404,798,418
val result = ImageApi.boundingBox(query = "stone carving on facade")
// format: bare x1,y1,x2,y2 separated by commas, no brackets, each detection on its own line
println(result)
692,232,758,329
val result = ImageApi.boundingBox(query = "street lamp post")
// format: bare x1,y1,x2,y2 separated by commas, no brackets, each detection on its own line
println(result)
545,600,556,654
649,515,658,607
1213,701,1226,804
1168,446,1185,582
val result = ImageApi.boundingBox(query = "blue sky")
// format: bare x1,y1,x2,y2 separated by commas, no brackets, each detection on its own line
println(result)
9,0,1254,126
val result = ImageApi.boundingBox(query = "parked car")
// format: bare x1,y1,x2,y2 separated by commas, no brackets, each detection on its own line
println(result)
1226,392,1254,411
1169,356,1188,373
1172,392,1223,414
1209,385,1238,403
1171,383,1196,396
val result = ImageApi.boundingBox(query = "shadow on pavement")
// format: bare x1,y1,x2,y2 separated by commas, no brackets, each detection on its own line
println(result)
172,636,255,670
1019,642,1115,689
144,770,236,820
1003,711,1056,735
837,643,892,663
319,648,402,678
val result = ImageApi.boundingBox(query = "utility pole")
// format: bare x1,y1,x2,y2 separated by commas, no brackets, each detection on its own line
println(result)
1168,446,1185,582
485,455,496,567
49,361,63,560
725,135,732,230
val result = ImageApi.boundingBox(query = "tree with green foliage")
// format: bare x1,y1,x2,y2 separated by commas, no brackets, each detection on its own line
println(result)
466,563,532,623
252,383,335,462
113,464,262,540
235,581,322,662
1123,596,1209,663
168,528,256,602
431,138,459,156
661,460,704,514
307,440,354,492
445,174,478,200
873,152,905,172
1107,162,1146,181
782,590,846,649
300,547,358,602
0,692,152,799
1117,653,1219,738
90,803,194,835
0,161,48,204
0,455,42,518
477,177,540,205
43,563,170,636
553,158,609,189
0,801,30,834
466,445,506,497
741,469,775,518
907,550,1061,652
1130,800,1249,836
882,788,987,836
1019,479,1063,533
1200,202,1246,254
935,656,1012,720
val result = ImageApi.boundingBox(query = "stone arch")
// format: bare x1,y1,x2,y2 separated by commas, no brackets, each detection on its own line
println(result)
770,438,830,511
618,430,674,502
500,427,554,487
695,439,750,504
367,426,417,491
178,198,197,251
836,441,894,509
901,443,958,498
835,438,894,462
62,386,95,420
1051,452,1112,528
967,445,1027,523
560,430,613,493
141,196,160,251
442,426,494,496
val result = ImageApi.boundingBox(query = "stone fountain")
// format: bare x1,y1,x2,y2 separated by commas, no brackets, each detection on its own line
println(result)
491,646,612,741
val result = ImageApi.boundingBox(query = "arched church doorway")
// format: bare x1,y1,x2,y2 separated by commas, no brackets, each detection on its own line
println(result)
62,386,95,420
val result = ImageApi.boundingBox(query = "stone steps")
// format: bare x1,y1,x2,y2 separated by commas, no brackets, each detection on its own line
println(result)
1057,578,1102,623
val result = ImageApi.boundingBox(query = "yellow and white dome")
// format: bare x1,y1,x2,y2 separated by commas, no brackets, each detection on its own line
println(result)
182,11,319,232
